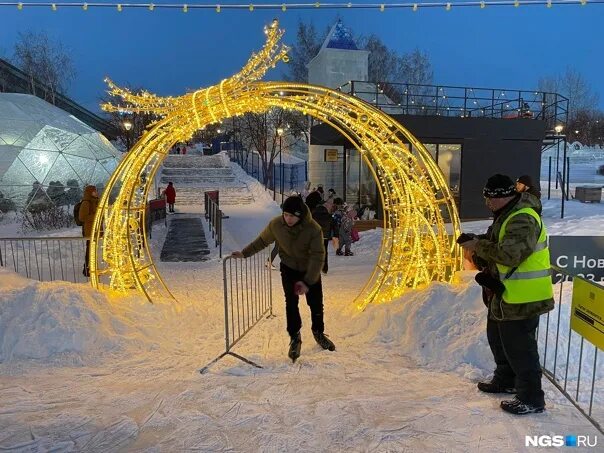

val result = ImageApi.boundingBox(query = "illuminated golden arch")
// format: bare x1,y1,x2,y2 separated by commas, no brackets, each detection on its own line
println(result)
92,20,462,310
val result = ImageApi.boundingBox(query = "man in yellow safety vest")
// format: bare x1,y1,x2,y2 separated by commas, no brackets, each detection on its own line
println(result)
458,174,554,415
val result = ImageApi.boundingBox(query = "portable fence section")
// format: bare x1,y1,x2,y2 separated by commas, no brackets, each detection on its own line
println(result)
200,248,273,373
538,266,604,434
204,191,223,257
0,237,89,284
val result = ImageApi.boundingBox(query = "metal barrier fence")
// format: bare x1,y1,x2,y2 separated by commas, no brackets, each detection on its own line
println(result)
539,266,603,433
200,249,274,373
225,146,307,198
0,237,89,284
204,191,223,258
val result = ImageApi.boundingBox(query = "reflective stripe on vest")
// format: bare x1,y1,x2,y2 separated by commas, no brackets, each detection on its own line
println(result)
496,208,554,304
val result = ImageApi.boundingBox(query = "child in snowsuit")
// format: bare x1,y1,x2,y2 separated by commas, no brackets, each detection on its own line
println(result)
336,208,354,256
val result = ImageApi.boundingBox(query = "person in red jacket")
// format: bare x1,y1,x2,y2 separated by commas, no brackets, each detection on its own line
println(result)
163,181,176,213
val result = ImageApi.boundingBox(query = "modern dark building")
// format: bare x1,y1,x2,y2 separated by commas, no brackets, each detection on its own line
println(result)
310,81,568,219
0,58,118,140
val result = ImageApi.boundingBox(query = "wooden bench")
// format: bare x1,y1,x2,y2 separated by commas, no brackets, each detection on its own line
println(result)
354,219,382,232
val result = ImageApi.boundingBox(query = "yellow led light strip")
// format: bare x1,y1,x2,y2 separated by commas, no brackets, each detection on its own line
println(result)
95,20,462,308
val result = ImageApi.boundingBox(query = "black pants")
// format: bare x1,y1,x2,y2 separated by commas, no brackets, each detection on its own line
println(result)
323,239,329,273
487,316,544,406
280,263,324,337
84,240,90,277
168,203,174,212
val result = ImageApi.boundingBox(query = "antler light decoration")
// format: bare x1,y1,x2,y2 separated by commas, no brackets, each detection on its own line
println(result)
93,20,462,309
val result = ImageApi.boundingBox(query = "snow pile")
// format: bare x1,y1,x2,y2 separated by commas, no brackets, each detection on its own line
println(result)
227,155,280,206
358,273,491,378
0,269,124,363
340,227,492,376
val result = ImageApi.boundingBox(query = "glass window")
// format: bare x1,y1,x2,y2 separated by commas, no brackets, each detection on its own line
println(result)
436,144,461,197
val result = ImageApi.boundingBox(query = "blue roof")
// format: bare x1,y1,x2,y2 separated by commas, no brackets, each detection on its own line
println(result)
325,21,358,51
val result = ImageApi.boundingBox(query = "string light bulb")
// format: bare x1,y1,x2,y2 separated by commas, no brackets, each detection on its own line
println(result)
249,4,254,11
51,3,57,11
480,1,486,8
380,4,385,11
413,3,418,11
282,3,286,10
216,4,221,12
183,4,188,12
446,2,451,10
149,3,154,10
580,0,587,4
514,0,520,6
82,2,87,10
315,2,320,7
117,4,122,11
17,2,23,9
547,0,552,6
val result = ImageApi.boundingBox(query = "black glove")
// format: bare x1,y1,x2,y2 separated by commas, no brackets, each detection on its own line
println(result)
456,232,477,244
475,271,505,296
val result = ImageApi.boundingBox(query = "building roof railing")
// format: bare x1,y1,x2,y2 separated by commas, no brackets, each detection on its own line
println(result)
338,80,569,130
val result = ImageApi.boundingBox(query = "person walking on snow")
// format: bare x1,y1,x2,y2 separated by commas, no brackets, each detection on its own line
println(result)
163,181,176,213
231,196,335,362
458,174,553,415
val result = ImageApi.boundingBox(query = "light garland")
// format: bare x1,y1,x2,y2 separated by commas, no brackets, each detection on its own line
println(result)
1,0,598,12
93,20,462,308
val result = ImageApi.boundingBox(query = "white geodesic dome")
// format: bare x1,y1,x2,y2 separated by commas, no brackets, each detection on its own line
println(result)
0,93,121,212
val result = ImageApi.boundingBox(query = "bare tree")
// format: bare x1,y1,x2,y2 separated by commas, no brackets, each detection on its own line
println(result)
538,68,599,121
99,87,158,152
229,108,305,188
13,31,75,104
283,21,327,82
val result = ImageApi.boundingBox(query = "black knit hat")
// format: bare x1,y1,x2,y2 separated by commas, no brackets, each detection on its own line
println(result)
516,174,534,187
282,196,305,218
483,174,516,198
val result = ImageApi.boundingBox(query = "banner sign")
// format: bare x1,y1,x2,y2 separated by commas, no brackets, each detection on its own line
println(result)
571,278,604,350
549,236,604,284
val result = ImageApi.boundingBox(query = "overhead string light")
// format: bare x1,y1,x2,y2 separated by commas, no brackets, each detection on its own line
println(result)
6,1,602,12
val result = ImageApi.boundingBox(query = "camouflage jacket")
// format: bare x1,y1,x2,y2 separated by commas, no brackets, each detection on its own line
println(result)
474,193,554,321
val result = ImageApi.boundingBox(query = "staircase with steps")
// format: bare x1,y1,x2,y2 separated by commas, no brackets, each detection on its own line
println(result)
160,154,254,206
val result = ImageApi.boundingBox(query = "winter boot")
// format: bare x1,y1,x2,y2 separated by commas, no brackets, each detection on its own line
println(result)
477,380,516,394
500,396,545,415
288,332,302,363
344,251,354,256
312,330,336,351
336,249,344,256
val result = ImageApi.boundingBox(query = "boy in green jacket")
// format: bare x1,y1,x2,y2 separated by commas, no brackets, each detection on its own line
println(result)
232,196,335,362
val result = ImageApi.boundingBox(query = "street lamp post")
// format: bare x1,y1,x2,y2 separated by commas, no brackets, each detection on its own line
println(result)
277,127,284,204
554,124,563,189
123,120,133,151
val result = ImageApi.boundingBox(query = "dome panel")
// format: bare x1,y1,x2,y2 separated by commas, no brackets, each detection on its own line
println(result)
17,149,58,182
64,153,95,184
0,155,37,186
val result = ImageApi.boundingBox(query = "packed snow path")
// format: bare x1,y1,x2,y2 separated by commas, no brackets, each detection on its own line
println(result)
159,216,210,262
1,166,602,451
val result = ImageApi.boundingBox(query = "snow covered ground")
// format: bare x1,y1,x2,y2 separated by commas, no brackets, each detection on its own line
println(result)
1,168,603,451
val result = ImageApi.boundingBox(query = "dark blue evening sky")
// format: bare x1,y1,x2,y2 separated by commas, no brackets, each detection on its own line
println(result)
0,3,601,113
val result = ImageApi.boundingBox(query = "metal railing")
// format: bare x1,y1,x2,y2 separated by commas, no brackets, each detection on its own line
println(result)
338,80,569,129
204,191,223,258
224,145,308,198
0,237,88,284
539,266,603,433
200,249,274,373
